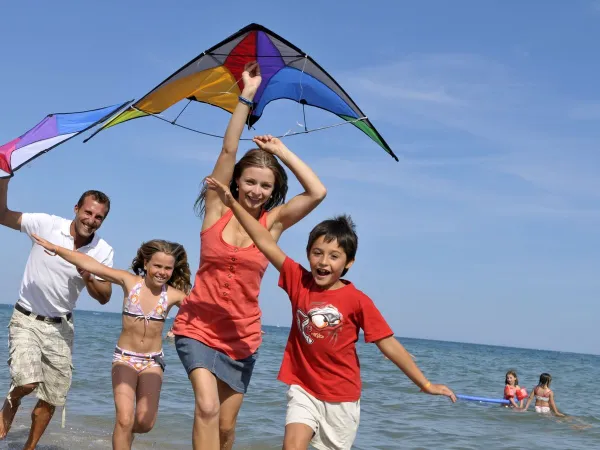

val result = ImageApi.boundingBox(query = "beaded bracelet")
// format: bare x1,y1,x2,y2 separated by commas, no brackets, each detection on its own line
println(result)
238,95,254,107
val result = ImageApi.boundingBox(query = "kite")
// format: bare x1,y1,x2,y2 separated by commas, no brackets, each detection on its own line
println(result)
86,23,397,161
0,101,130,178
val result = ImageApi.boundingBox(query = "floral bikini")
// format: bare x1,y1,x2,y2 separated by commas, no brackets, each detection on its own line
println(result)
112,281,168,373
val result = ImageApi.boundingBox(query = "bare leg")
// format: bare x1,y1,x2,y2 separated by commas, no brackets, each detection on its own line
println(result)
132,367,163,434
23,399,55,450
217,379,245,450
0,383,38,439
190,368,220,450
282,423,314,450
112,364,138,450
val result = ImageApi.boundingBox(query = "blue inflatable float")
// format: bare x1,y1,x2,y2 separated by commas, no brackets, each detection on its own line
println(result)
457,394,509,405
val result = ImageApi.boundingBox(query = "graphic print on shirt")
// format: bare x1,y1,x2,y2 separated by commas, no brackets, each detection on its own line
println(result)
296,303,343,344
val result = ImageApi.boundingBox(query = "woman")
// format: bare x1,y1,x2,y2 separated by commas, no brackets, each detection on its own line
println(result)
172,61,327,450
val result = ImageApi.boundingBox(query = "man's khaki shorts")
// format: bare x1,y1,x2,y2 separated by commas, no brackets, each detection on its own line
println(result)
285,384,360,450
7,307,74,407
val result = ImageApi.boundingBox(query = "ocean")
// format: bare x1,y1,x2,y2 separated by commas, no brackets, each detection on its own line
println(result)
0,304,598,449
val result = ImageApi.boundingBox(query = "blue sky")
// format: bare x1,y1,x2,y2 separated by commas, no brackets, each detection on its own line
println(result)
1,1,599,355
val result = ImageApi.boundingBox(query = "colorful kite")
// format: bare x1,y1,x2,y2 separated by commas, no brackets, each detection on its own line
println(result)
0,102,130,178
87,23,397,161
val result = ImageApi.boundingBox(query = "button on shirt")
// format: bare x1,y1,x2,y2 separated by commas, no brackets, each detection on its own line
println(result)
18,213,114,317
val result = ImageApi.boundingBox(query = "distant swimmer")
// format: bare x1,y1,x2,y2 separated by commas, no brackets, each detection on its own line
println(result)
165,325,175,340
522,373,565,416
504,370,528,409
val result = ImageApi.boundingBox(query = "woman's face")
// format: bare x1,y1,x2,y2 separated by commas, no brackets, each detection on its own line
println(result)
236,166,275,212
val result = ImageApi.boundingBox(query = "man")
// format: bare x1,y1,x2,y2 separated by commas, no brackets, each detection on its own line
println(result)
0,177,113,449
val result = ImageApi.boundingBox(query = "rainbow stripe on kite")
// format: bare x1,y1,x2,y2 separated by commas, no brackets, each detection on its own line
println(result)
0,102,129,178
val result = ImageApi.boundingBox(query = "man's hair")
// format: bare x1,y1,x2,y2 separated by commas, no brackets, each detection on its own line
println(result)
306,214,358,276
77,190,111,216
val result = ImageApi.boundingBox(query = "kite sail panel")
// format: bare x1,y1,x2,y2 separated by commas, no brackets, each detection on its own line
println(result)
0,101,130,178
89,23,397,161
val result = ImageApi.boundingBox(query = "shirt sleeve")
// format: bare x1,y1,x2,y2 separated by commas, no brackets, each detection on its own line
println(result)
357,293,394,343
20,213,53,237
278,257,307,307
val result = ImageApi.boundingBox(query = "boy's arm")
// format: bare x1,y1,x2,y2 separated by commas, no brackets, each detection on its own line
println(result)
0,178,23,231
376,336,456,402
205,177,286,271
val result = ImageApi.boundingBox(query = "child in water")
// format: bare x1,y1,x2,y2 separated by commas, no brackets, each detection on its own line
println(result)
504,370,528,408
523,373,565,416
31,235,191,449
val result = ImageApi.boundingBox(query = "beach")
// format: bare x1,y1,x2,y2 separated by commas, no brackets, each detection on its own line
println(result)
0,304,598,449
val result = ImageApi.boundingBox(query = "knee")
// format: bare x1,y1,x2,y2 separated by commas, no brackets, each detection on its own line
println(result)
115,412,134,431
133,413,156,434
219,420,236,442
194,397,220,423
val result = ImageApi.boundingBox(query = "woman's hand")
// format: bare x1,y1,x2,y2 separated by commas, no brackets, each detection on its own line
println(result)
242,61,262,96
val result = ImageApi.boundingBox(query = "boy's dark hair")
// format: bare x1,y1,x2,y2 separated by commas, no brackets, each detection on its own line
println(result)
306,214,357,276
77,190,111,216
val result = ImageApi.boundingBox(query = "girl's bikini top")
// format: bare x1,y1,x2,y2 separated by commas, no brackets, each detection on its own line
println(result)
123,281,168,322
534,386,551,402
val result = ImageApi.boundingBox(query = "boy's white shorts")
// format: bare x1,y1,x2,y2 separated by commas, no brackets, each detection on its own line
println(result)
285,384,360,450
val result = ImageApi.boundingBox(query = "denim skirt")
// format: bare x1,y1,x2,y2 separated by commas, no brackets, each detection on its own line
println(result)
175,335,258,394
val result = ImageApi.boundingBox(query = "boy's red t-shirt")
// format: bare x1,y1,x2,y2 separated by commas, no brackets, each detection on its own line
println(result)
277,257,394,402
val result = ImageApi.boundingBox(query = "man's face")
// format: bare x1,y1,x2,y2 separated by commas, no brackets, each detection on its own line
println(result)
73,196,108,239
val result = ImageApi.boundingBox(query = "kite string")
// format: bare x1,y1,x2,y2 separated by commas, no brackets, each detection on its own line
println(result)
130,105,367,141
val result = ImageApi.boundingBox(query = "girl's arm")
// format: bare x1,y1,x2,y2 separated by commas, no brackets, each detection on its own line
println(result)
167,289,186,309
508,397,520,408
549,392,565,417
522,389,535,411
205,177,286,271
32,234,133,287
255,136,326,236
375,336,456,402
204,62,262,223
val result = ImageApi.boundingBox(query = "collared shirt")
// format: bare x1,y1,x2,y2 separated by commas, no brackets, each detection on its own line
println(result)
18,213,114,317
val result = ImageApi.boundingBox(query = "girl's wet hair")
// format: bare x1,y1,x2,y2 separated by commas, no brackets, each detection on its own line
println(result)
306,214,358,277
505,370,519,386
194,148,288,217
538,373,552,387
130,240,192,294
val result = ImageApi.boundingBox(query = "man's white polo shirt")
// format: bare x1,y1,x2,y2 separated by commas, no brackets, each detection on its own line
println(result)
18,213,114,317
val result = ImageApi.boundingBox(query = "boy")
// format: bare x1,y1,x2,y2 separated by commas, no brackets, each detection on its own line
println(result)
205,177,456,450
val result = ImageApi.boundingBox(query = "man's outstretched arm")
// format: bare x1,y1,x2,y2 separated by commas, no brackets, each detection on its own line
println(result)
0,179,23,231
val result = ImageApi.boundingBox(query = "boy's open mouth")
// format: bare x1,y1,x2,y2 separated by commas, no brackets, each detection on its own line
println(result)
316,268,330,276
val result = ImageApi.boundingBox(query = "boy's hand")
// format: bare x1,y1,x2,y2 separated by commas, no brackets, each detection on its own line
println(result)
205,177,234,207
422,383,457,402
